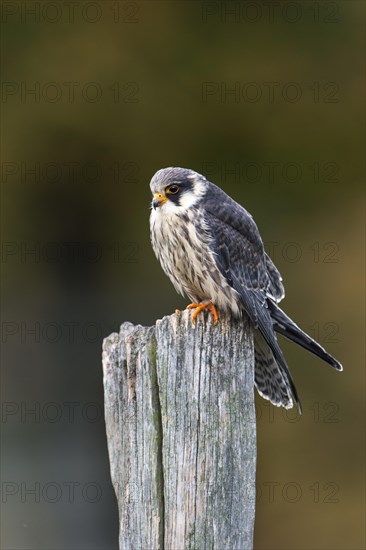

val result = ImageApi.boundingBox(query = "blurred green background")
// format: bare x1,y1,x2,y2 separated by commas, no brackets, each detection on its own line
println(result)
1,1,364,549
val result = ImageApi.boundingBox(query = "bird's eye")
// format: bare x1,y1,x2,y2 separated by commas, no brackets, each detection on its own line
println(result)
166,184,180,194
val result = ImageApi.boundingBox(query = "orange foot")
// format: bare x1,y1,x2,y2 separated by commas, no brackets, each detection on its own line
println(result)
186,301,219,325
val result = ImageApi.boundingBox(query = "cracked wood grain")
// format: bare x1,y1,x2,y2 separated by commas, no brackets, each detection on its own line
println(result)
102,310,256,550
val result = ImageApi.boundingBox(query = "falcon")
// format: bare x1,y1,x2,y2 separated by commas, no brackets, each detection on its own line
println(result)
149,167,342,412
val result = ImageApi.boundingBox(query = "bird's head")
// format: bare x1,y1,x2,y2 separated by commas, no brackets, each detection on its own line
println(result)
150,167,208,212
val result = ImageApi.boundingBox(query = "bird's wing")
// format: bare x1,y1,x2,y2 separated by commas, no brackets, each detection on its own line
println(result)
265,253,285,302
200,183,301,409
201,182,280,312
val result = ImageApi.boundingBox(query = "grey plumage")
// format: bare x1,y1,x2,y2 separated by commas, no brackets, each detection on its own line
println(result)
149,167,342,412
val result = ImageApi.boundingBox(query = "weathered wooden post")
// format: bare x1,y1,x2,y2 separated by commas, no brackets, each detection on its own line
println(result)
102,309,256,550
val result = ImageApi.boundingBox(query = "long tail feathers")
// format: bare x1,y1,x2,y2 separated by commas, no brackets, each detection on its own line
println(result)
254,333,297,411
268,300,343,372
253,300,342,413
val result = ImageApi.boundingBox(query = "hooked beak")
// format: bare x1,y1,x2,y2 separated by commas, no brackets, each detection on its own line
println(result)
152,192,168,209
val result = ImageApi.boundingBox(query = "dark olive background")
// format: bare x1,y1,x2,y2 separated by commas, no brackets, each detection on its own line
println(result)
1,2,364,549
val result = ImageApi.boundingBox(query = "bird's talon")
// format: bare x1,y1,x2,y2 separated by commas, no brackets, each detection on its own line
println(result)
186,301,219,324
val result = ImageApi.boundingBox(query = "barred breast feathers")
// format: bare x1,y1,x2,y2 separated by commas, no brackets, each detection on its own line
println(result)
150,206,241,315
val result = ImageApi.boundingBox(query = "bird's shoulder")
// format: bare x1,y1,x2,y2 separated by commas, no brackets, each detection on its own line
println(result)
199,182,262,247
198,183,265,268
198,181,284,301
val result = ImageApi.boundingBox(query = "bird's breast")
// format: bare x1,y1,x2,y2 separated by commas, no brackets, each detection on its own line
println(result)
150,209,205,287
150,208,240,314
